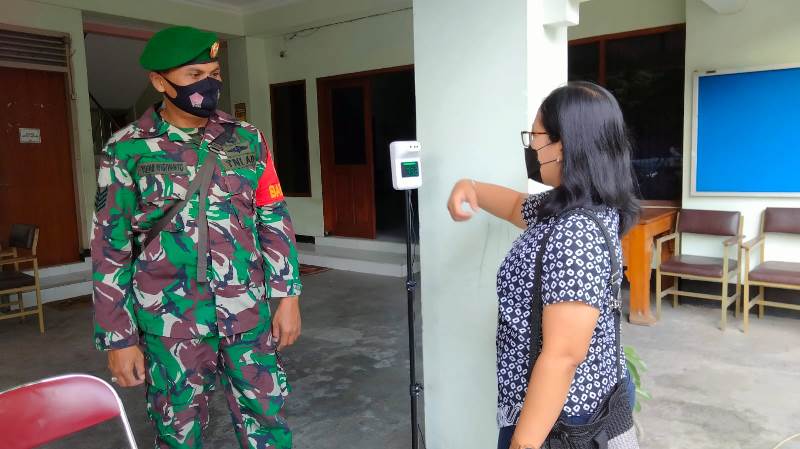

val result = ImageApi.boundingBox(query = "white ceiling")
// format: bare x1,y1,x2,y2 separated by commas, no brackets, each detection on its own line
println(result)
169,0,301,14
84,34,149,111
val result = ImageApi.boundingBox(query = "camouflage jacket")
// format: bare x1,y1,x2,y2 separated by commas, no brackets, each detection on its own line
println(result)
91,106,302,351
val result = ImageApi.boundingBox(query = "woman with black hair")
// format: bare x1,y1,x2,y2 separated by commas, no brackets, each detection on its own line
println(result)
447,82,641,449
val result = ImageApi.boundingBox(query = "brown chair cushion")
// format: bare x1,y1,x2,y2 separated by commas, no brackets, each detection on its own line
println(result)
661,255,738,278
0,271,35,291
763,208,800,235
678,209,740,236
749,261,800,286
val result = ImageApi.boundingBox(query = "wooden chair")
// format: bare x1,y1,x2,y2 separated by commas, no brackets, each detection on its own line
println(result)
655,209,743,330
742,207,800,333
0,226,26,312
0,224,44,333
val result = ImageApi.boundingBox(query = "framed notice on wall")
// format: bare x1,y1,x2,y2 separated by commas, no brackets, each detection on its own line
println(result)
691,63,800,197
19,128,41,143
234,102,247,121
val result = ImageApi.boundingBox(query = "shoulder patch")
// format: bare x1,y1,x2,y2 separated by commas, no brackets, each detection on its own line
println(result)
95,186,108,210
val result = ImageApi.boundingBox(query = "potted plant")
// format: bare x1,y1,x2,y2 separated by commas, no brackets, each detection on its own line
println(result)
624,345,650,438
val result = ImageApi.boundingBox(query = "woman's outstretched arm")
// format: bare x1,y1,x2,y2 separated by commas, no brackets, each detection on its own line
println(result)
447,179,528,229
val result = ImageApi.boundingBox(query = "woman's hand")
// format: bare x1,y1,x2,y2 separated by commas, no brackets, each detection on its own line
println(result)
447,179,480,221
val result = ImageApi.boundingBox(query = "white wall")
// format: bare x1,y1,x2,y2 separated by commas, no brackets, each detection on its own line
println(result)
258,9,414,237
414,0,572,446
681,0,800,262
227,36,271,136
569,0,684,40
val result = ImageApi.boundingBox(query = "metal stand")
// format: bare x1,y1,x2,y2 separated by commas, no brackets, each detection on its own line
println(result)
404,189,423,449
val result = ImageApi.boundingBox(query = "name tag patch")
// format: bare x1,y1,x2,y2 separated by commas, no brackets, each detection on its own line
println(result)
221,151,257,171
137,162,189,177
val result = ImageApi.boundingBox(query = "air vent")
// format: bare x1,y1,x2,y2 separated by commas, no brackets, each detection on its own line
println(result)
0,28,68,70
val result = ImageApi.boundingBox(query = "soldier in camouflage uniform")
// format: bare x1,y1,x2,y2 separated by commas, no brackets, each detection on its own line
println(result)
91,26,302,449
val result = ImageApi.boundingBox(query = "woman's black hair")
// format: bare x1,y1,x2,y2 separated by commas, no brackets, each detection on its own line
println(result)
537,81,641,235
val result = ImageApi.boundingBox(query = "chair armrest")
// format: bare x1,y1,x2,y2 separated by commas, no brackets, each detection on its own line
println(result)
742,235,765,251
723,235,744,247
0,256,36,266
0,248,16,258
655,232,678,248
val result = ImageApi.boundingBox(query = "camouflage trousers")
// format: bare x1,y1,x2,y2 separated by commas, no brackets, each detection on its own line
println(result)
143,321,291,449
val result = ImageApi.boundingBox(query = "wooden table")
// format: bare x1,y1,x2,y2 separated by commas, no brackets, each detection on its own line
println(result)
621,208,678,325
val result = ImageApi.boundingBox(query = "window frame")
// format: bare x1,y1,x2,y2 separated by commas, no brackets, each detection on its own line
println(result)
569,24,686,86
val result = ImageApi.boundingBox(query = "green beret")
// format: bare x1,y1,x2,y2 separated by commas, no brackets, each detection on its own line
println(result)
140,26,220,71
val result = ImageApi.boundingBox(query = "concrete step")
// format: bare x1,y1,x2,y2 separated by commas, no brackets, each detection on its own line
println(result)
314,236,419,255
13,259,92,307
38,258,92,276
40,270,92,290
297,242,419,278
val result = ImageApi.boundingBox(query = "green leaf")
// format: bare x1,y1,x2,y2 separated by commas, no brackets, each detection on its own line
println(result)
629,356,647,373
625,345,649,414
627,363,641,387
624,345,648,373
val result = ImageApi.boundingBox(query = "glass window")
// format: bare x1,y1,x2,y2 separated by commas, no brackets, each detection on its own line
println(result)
568,27,685,201
331,86,367,165
271,81,312,196
605,29,685,200
568,42,600,83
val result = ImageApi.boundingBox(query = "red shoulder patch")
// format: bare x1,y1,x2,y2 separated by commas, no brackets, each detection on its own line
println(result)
256,149,285,206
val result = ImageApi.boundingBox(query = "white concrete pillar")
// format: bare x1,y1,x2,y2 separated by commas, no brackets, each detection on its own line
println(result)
226,36,271,133
414,0,586,446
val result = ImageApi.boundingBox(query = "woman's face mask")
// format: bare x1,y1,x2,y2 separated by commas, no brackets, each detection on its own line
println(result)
525,142,560,184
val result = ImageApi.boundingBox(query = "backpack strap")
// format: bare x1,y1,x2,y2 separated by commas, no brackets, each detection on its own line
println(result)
528,208,623,381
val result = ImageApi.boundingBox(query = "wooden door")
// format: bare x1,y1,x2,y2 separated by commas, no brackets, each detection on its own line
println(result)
0,67,80,266
318,77,376,238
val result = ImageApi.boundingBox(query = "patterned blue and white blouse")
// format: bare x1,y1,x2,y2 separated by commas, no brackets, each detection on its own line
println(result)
495,192,627,428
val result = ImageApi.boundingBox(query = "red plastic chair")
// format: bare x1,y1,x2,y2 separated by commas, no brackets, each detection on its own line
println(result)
0,374,138,449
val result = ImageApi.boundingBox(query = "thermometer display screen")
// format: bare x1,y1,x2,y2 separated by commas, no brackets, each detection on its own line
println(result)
401,161,419,178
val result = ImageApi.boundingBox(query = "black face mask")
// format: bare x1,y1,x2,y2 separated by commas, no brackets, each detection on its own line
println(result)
163,76,222,118
525,143,559,184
